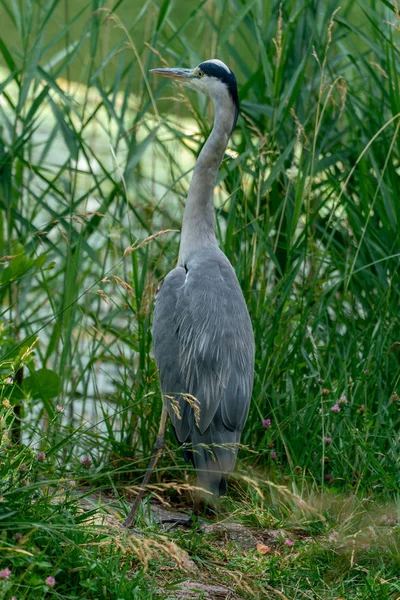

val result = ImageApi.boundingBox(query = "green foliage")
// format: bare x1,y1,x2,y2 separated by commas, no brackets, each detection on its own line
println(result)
0,0,399,596
0,429,160,599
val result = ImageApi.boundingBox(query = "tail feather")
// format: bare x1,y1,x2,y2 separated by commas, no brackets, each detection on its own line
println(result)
190,409,240,498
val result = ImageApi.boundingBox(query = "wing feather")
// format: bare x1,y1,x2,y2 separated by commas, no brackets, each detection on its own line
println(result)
152,248,254,492
152,267,193,442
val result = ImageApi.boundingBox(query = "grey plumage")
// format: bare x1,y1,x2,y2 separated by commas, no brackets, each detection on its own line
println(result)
151,59,255,497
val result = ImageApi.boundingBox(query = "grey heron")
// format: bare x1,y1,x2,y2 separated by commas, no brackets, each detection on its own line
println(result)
124,59,254,527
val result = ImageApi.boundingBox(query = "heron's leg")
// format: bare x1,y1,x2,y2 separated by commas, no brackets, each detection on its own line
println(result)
123,405,168,528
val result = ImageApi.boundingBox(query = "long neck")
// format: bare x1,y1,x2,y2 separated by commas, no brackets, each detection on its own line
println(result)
178,95,236,266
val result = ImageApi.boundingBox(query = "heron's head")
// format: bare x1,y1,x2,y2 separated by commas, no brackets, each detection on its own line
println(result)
151,59,239,132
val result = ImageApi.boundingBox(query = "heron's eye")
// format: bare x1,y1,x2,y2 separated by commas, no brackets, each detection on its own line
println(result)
198,70,204,78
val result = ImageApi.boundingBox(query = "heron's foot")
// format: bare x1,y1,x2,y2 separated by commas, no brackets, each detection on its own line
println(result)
161,515,204,531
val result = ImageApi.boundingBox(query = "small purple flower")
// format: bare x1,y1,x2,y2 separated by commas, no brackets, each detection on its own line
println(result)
45,576,56,587
387,518,397,526
80,455,92,469
338,395,348,405
262,418,272,430
323,437,332,445
56,405,64,413
0,567,11,579
36,451,46,462
328,531,339,542
324,473,333,481
381,514,388,521
330,404,341,413
13,532,23,543
284,538,294,546
271,450,277,460
19,463,28,472
4,377,13,385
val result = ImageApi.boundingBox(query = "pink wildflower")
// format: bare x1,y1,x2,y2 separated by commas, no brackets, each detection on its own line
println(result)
330,404,341,413
56,405,64,413
45,576,56,587
338,395,348,405
271,450,277,460
284,538,294,546
328,531,339,542
262,418,272,429
324,473,333,481
36,451,46,462
80,455,92,469
19,463,28,472
323,436,332,445
387,518,397,526
0,567,11,579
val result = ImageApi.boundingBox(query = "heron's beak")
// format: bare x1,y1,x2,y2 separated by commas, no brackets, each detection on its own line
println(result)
150,67,196,81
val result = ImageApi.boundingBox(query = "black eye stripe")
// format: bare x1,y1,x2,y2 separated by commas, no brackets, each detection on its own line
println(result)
198,61,239,131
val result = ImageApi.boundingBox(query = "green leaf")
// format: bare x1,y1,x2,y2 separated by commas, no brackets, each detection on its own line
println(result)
156,0,171,31
23,368,61,399
47,96,79,161
0,243,36,285
219,0,258,45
